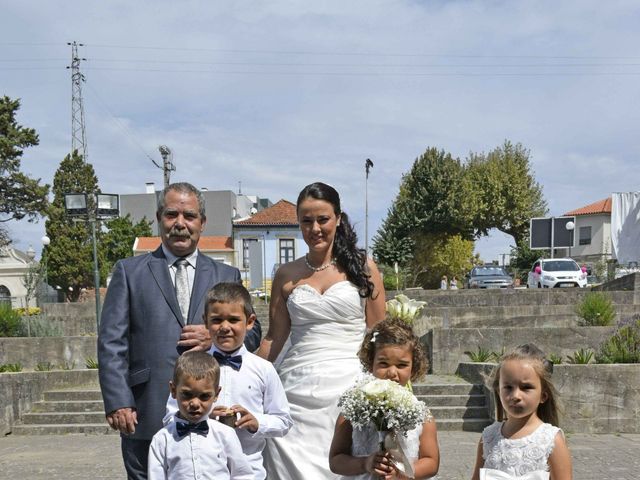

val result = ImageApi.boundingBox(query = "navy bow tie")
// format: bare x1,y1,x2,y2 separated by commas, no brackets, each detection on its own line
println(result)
176,420,209,437
213,351,243,371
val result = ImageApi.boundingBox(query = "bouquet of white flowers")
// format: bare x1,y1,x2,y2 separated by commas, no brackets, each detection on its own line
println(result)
339,374,431,477
339,374,428,436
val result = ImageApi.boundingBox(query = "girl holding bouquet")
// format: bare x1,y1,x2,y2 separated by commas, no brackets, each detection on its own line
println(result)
329,319,440,479
471,344,572,480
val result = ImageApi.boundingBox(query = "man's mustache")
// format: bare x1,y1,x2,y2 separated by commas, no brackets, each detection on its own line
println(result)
168,230,191,239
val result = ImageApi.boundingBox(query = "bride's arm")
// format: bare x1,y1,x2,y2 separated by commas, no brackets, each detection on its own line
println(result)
256,268,291,362
365,258,386,329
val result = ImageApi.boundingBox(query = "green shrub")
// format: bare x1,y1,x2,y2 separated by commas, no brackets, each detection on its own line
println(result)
58,361,76,370
35,362,55,371
548,353,563,365
596,319,640,363
0,303,23,337
576,292,616,326
85,357,99,369
566,348,594,364
20,316,63,337
464,346,495,362
0,363,23,372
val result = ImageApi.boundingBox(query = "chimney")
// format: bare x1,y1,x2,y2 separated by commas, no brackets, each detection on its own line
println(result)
145,182,155,194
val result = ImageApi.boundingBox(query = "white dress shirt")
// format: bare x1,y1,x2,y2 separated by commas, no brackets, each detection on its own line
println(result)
165,345,293,480
148,416,254,480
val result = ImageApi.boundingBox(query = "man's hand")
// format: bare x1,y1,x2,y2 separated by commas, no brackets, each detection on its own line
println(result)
177,324,212,352
106,407,137,434
232,405,259,433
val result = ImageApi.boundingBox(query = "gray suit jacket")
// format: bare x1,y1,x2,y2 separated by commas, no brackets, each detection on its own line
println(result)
98,247,260,440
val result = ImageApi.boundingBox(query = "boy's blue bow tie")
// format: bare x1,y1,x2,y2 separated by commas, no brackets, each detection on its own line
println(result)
213,351,243,370
176,420,209,437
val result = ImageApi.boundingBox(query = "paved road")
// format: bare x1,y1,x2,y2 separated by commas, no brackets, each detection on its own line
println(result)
2,431,639,479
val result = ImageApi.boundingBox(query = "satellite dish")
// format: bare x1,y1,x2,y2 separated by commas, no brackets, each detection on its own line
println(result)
250,207,258,215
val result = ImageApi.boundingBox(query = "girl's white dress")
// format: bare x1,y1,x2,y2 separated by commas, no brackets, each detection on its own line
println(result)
481,421,561,479
264,281,367,480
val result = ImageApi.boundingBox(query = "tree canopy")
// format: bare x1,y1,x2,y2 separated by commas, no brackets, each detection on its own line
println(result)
102,214,153,274
372,141,547,287
0,96,50,247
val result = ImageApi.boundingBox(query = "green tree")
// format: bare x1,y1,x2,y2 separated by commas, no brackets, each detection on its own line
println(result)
101,214,153,275
466,141,547,246
44,151,100,302
411,233,475,288
372,147,472,266
0,96,50,247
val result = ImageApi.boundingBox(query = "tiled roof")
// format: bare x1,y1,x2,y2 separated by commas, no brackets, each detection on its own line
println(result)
564,197,612,216
134,236,233,251
234,199,298,226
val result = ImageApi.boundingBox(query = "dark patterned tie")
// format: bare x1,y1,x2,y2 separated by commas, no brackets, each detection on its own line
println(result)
174,258,190,323
213,351,243,371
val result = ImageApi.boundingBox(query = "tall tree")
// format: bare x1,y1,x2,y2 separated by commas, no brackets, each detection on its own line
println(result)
45,151,100,301
101,214,153,275
466,141,547,245
0,96,50,247
373,147,472,266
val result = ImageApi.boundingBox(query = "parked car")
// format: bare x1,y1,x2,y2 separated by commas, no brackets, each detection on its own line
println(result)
527,258,588,288
466,265,514,289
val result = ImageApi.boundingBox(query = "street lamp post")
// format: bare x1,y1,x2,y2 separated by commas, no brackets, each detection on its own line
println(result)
41,235,50,301
566,221,575,258
365,158,374,257
64,192,119,329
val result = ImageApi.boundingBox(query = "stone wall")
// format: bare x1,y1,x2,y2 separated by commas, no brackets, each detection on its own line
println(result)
0,369,98,435
456,362,640,433
42,302,98,336
0,337,97,369
429,326,616,375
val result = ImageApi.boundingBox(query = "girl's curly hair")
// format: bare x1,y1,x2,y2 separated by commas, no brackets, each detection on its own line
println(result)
358,318,428,381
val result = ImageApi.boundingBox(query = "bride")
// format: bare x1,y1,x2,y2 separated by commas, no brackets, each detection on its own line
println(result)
258,182,385,479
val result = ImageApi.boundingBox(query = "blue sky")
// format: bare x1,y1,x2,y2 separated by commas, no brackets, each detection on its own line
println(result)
2,1,640,263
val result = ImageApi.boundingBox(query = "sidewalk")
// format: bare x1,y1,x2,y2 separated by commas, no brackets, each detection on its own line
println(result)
2,431,639,479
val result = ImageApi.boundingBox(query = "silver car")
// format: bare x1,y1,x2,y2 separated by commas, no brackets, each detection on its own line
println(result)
466,266,514,289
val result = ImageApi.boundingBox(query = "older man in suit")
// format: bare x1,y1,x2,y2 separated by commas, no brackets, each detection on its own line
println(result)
98,182,261,479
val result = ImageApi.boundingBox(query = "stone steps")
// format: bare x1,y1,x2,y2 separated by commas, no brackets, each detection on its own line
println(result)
12,385,113,435
413,376,491,431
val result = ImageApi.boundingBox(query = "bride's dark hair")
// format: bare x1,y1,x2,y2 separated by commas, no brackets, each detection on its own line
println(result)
296,182,374,299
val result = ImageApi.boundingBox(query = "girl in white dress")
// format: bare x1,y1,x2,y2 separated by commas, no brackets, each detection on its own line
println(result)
471,344,573,480
258,182,386,480
329,319,440,479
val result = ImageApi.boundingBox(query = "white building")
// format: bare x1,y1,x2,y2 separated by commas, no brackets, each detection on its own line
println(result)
562,197,612,265
0,246,38,308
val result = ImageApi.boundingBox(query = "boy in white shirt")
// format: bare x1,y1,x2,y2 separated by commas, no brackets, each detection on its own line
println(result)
165,282,292,480
149,351,253,479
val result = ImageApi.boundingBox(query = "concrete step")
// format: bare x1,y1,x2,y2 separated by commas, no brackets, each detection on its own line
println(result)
11,424,117,435
428,405,490,420
44,388,102,402
413,383,483,396
31,400,104,413
416,393,486,407
434,418,492,432
21,412,106,425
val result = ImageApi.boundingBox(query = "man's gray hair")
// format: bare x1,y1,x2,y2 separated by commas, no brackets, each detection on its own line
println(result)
156,182,206,219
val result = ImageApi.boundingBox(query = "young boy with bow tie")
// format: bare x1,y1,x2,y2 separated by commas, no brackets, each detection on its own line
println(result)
164,283,292,480
149,351,253,479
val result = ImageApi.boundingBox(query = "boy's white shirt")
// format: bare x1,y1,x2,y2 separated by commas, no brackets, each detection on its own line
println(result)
148,416,254,480
164,345,293,480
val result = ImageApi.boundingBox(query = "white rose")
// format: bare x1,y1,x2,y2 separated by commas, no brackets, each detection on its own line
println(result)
362,379,392,398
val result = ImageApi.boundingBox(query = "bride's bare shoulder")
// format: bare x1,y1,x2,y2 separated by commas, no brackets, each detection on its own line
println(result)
275,258,309,295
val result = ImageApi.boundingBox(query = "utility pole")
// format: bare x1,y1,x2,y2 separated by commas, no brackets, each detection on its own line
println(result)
155,145,175,189
67,41,88,161
365,158,374,257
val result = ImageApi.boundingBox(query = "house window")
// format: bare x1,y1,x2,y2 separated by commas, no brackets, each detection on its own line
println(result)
279,239,295,264
242,238,258,269
579,226,592,246
0,285,11,306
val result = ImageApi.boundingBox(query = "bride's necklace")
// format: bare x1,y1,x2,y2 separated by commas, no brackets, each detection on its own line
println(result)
304,254,335,272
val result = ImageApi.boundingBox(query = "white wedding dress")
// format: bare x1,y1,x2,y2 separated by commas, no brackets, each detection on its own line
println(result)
264,281,366,480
